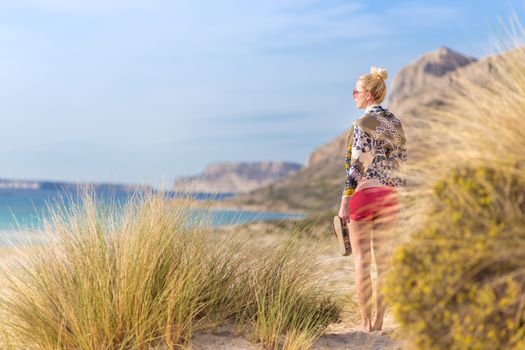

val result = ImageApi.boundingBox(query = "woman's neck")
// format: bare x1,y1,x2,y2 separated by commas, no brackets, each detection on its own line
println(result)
365,103,380,112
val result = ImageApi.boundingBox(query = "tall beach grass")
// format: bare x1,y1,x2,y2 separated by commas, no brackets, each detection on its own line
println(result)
385,25,525,349
0,191,341,349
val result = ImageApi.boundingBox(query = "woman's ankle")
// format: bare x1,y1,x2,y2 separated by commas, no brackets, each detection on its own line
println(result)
360,319,372,332
371,318,383,331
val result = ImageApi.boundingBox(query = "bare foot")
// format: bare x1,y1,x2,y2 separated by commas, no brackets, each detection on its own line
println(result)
371,317,383,332
371,323,382,332
381,329,394,336
360,320,372,332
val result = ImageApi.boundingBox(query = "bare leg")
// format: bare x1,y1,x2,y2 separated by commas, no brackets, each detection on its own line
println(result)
349,219,373,332
371,205,397,332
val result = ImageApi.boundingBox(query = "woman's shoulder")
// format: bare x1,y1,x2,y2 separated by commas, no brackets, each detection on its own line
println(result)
356,108,384,130
358,107,400,125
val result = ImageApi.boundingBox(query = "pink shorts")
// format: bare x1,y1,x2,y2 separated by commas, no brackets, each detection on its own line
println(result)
348,186,399,222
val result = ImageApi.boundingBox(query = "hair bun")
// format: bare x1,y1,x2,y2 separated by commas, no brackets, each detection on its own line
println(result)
370,66,388,81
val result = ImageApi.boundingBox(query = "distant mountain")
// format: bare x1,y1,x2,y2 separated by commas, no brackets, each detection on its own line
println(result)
0,178,148,192
388,46,477,113
172,161,303,194
226,46,508,212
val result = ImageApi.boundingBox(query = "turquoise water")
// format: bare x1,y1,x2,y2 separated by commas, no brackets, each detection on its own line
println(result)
0,189,304,245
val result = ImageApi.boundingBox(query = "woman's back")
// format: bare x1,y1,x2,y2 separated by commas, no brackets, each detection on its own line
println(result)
352,105,407,188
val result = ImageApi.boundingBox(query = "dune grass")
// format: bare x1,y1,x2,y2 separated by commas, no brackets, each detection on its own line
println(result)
384,30,525,349
248,239,340,349
0,192,341,350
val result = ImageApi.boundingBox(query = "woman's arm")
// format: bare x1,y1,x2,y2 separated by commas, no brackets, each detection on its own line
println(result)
340,124,374,221
344,125,373,193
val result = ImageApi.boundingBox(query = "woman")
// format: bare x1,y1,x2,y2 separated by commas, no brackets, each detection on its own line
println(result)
338,66,407,332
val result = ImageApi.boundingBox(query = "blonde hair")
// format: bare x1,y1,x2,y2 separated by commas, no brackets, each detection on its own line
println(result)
359,66,388,104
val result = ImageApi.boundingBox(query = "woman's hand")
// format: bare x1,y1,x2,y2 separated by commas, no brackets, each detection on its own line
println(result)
338,197,350,224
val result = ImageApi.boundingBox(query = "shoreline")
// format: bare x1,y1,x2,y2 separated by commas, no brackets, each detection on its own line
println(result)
169,198,308,216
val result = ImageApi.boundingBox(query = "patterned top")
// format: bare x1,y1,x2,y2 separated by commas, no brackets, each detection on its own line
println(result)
342,105,407,197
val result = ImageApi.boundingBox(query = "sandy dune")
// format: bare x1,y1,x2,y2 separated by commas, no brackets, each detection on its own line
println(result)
187,229,403,350
189,317,402,349
0,224,403,350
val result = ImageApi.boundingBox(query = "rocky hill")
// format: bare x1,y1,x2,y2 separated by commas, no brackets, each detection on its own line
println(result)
0,178,148,193
225,46,510,213
388,46,476,115
172,161,302,194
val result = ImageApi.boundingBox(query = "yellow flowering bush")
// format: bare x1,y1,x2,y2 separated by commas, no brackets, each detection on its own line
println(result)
386,167,525,350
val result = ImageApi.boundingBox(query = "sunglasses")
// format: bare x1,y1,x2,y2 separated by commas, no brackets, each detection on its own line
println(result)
353,89,366,97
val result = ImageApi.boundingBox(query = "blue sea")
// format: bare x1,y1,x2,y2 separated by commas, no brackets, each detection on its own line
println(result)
0,189,304,245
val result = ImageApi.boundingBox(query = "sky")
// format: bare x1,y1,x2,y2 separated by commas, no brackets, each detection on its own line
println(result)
0,0,524,186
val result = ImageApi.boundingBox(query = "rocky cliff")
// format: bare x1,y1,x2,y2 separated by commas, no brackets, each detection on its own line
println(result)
172,161,302,194
0,179,149,192
388,46,476,107
227,46,509,212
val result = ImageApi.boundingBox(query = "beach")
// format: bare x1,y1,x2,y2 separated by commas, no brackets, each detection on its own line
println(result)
189,222,403,349
0,220,402,350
